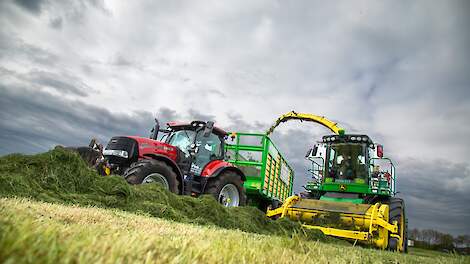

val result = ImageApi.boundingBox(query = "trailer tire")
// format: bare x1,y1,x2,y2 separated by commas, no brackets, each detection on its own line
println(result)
205,171,246,207
387,197,407,252
124,159,179,194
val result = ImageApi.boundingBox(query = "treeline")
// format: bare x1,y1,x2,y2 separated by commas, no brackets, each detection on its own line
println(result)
409,228,470,253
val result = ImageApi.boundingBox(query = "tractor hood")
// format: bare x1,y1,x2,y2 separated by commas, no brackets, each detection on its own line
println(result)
126,136,179,161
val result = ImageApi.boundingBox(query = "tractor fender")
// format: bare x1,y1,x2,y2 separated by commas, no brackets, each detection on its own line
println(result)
201,160,246,181
142,154,185,194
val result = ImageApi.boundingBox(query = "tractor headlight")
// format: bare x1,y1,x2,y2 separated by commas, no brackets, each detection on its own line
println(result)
103,149,129,158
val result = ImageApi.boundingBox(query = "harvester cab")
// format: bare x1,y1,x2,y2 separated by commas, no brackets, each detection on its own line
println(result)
101,119,247,207
304,134,396,202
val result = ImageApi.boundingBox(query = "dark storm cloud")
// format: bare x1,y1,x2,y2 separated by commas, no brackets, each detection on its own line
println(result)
13,0,44,14
0,84,177,155
398,159,470,235
0,67,94,97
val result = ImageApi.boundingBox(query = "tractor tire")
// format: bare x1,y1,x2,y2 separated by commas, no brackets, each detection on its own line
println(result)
124,159,179,194
205,171,247,207
387,197,407,252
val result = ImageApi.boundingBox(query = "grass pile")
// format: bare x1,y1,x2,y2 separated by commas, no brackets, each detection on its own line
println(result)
0,148,322,238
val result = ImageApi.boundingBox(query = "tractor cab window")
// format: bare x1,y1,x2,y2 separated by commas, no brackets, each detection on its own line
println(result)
194,132,223,160
192,132,223,175
327,143,368,182
167,130,196,155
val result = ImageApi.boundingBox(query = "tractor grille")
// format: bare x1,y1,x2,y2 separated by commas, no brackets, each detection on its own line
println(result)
105,137,138,166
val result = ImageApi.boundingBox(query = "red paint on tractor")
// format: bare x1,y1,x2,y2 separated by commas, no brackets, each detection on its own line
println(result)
201,160,234,177
128,136,178,161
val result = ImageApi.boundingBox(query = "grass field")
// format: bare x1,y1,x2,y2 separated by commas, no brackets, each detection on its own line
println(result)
1,198,468,264
0,149,468,263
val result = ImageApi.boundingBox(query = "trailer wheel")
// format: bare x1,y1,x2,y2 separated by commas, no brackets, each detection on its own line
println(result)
124,159,179,194
205,171,246,207
387,197,407,252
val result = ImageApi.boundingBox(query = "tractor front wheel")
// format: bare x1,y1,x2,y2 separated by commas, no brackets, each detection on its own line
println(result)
205,171,246,207
124,159,179,194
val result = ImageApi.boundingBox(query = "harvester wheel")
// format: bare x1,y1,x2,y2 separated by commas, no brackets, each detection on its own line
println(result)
387,197,407,252
205,171,246,207
124,159,179,194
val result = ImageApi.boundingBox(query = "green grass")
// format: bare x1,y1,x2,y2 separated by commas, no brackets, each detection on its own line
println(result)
1,198,468,264
0,148,320,238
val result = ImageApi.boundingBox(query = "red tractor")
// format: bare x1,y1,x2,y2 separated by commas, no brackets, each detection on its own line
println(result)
100,119,246,207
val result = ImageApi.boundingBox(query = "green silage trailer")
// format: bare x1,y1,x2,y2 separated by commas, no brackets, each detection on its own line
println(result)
225,132,294,208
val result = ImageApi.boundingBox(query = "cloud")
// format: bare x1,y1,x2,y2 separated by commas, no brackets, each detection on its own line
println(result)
26,70,92,97
49,17,63,29
13,0,44,14
0,32,58,66
398,159,470,235
187,109,217,122
0,84,175,154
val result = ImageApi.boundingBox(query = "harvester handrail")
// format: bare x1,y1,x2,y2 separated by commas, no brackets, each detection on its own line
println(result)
266,111,344,136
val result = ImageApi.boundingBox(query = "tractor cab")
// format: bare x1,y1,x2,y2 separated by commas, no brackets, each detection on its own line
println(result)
161,121,227,176
304,134,395,202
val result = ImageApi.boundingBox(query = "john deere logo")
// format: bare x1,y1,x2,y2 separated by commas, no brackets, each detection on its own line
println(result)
340,184,346,191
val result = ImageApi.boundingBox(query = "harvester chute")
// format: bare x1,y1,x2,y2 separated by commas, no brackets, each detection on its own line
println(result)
265,111,344,136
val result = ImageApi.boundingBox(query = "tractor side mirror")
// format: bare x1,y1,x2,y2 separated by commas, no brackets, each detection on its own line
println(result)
377,144,383,158
150,118,160,140
203,121,214,137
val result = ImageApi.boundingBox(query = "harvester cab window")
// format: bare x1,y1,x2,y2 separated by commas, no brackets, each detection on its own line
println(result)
327,143,368,181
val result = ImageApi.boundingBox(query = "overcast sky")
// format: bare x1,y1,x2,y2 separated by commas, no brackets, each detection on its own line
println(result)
1,0,469,235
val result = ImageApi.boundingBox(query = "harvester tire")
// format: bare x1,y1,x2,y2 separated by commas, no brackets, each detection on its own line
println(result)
124,159,179,194
205,171,246,207
387,197,407,252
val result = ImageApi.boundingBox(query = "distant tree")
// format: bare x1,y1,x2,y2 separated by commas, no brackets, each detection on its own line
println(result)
408,228,470,252
462,235,470,248
409,228,420,240
455,235,465,247
438,233,455,250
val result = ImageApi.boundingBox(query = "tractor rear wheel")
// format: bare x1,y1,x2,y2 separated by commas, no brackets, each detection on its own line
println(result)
387,197,407,252
205,171,246,207
124,159,179,194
